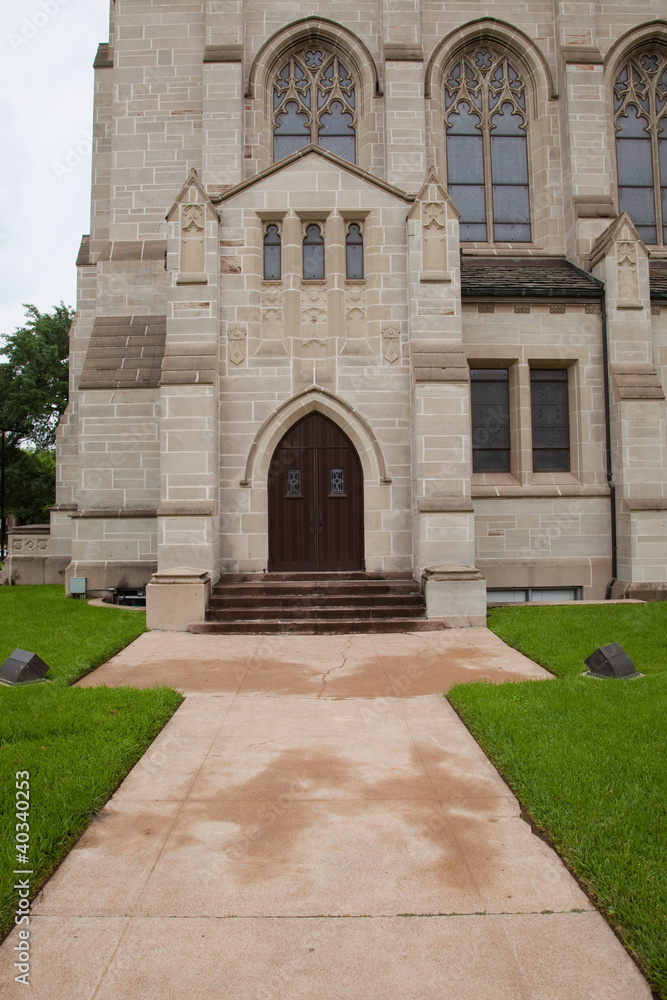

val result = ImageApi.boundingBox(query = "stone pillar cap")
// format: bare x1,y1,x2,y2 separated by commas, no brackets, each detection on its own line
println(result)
149,567,211,584
422,564,483,581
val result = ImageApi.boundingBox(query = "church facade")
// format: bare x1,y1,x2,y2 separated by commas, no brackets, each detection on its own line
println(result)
8,1,667,623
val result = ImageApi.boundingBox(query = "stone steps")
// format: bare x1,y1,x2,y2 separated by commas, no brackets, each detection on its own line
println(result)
188,572,446,635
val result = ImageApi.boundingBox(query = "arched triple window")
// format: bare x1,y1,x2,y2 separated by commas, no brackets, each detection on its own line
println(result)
273,48,356,163
444,47,531,243
613,50,667,246
263,224,281,280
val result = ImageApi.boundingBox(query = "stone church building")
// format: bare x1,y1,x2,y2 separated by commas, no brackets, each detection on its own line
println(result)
7,0,667,629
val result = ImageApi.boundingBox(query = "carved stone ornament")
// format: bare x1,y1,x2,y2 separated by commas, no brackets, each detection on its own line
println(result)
382,326,400,364
423,202,447,230
182,204,205,234
228,325,247,366
422,202,448,275
617,240,639,303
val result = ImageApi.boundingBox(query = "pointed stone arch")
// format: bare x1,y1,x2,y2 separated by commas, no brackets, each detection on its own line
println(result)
240,386,392,488
604,19,667,76
425,17,556,106
247,16,381,103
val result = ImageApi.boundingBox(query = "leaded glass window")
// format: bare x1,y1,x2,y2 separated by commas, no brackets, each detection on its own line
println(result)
445,48,531,243
330,468,345,495
346,224,364,279
263,224,281,280
470,369,511,472
286,469,302,496
303,223,325,280
530,369,570,472
614,50,667,245
273,49,356,163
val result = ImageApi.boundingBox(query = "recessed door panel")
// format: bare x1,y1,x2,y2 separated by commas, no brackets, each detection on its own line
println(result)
268,413,364,572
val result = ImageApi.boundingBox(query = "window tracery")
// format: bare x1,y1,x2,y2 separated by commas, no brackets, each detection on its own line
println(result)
613,50,667,246
444,47,531,243
273,48,356,163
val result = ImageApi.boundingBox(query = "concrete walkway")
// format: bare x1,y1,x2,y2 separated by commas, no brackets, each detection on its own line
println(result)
0,630,652,999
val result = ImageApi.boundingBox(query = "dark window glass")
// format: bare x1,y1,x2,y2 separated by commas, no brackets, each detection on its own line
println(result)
303,223,325,280
530,369,570,472
318,101,356,162
273,101,310,161
346,224,364,279
263,224,281,280
470,369,510,473
445,50,531,244
614,52,667,246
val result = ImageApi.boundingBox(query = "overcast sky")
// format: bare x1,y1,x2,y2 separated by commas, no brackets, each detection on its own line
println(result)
0,0,110,341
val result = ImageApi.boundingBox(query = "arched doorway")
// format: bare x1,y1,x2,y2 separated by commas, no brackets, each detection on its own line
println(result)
268,412,364,572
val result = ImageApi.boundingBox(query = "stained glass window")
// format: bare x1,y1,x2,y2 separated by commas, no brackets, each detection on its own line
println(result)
445,48,531,243
273,49,356,163
614,50,667,245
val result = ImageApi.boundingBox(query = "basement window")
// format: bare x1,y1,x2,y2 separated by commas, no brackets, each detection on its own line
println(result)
487,587,582,605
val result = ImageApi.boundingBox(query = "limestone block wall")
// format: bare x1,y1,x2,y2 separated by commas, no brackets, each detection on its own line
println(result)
216,152,415,573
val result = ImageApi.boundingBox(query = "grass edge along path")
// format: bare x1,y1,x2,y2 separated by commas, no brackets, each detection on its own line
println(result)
0,586,183,941
448,603,667,999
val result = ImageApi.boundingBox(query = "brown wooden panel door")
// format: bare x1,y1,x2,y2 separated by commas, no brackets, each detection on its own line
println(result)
268,413,364,572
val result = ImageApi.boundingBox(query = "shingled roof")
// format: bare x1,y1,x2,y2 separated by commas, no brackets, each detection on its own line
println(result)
79,315,167,389
461,257,603,299
650,262,667,299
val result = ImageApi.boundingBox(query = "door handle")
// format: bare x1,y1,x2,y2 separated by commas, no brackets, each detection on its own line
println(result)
309,507,315,534
318,505,324,534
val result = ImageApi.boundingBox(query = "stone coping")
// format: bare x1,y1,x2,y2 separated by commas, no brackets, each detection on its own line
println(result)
623,498,667,511
7,524,50,535
70,509,157,519
418,498,474,512
422,564,483,581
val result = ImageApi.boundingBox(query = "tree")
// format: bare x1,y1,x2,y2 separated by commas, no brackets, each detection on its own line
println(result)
0,303,72,450
0,304,72,529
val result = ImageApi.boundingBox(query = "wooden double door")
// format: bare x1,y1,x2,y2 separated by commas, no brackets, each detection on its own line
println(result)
268,413,364,572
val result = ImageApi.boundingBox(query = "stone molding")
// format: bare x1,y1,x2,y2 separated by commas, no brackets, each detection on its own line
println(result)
611,363,665,400
561,45,603,64
623,498,667,511
79,315,166,390
69,509,157,519
412,345,468,383
203,44,243,63
93,43,113,69
471,485,610,497
384,44,423,62
422,564,484,582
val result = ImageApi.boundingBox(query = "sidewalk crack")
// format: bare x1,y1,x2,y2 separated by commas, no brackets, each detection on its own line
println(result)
318,636,354,698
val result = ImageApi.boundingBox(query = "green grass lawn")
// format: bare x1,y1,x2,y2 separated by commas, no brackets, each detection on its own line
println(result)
448,603,667,998
0,586,182,940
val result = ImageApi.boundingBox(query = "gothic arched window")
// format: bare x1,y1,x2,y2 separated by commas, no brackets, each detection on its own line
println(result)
345,224,364,279
273,48,356,163
614,50,667,246
263,224,281,280
303,223,325,279
444,48,531,243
